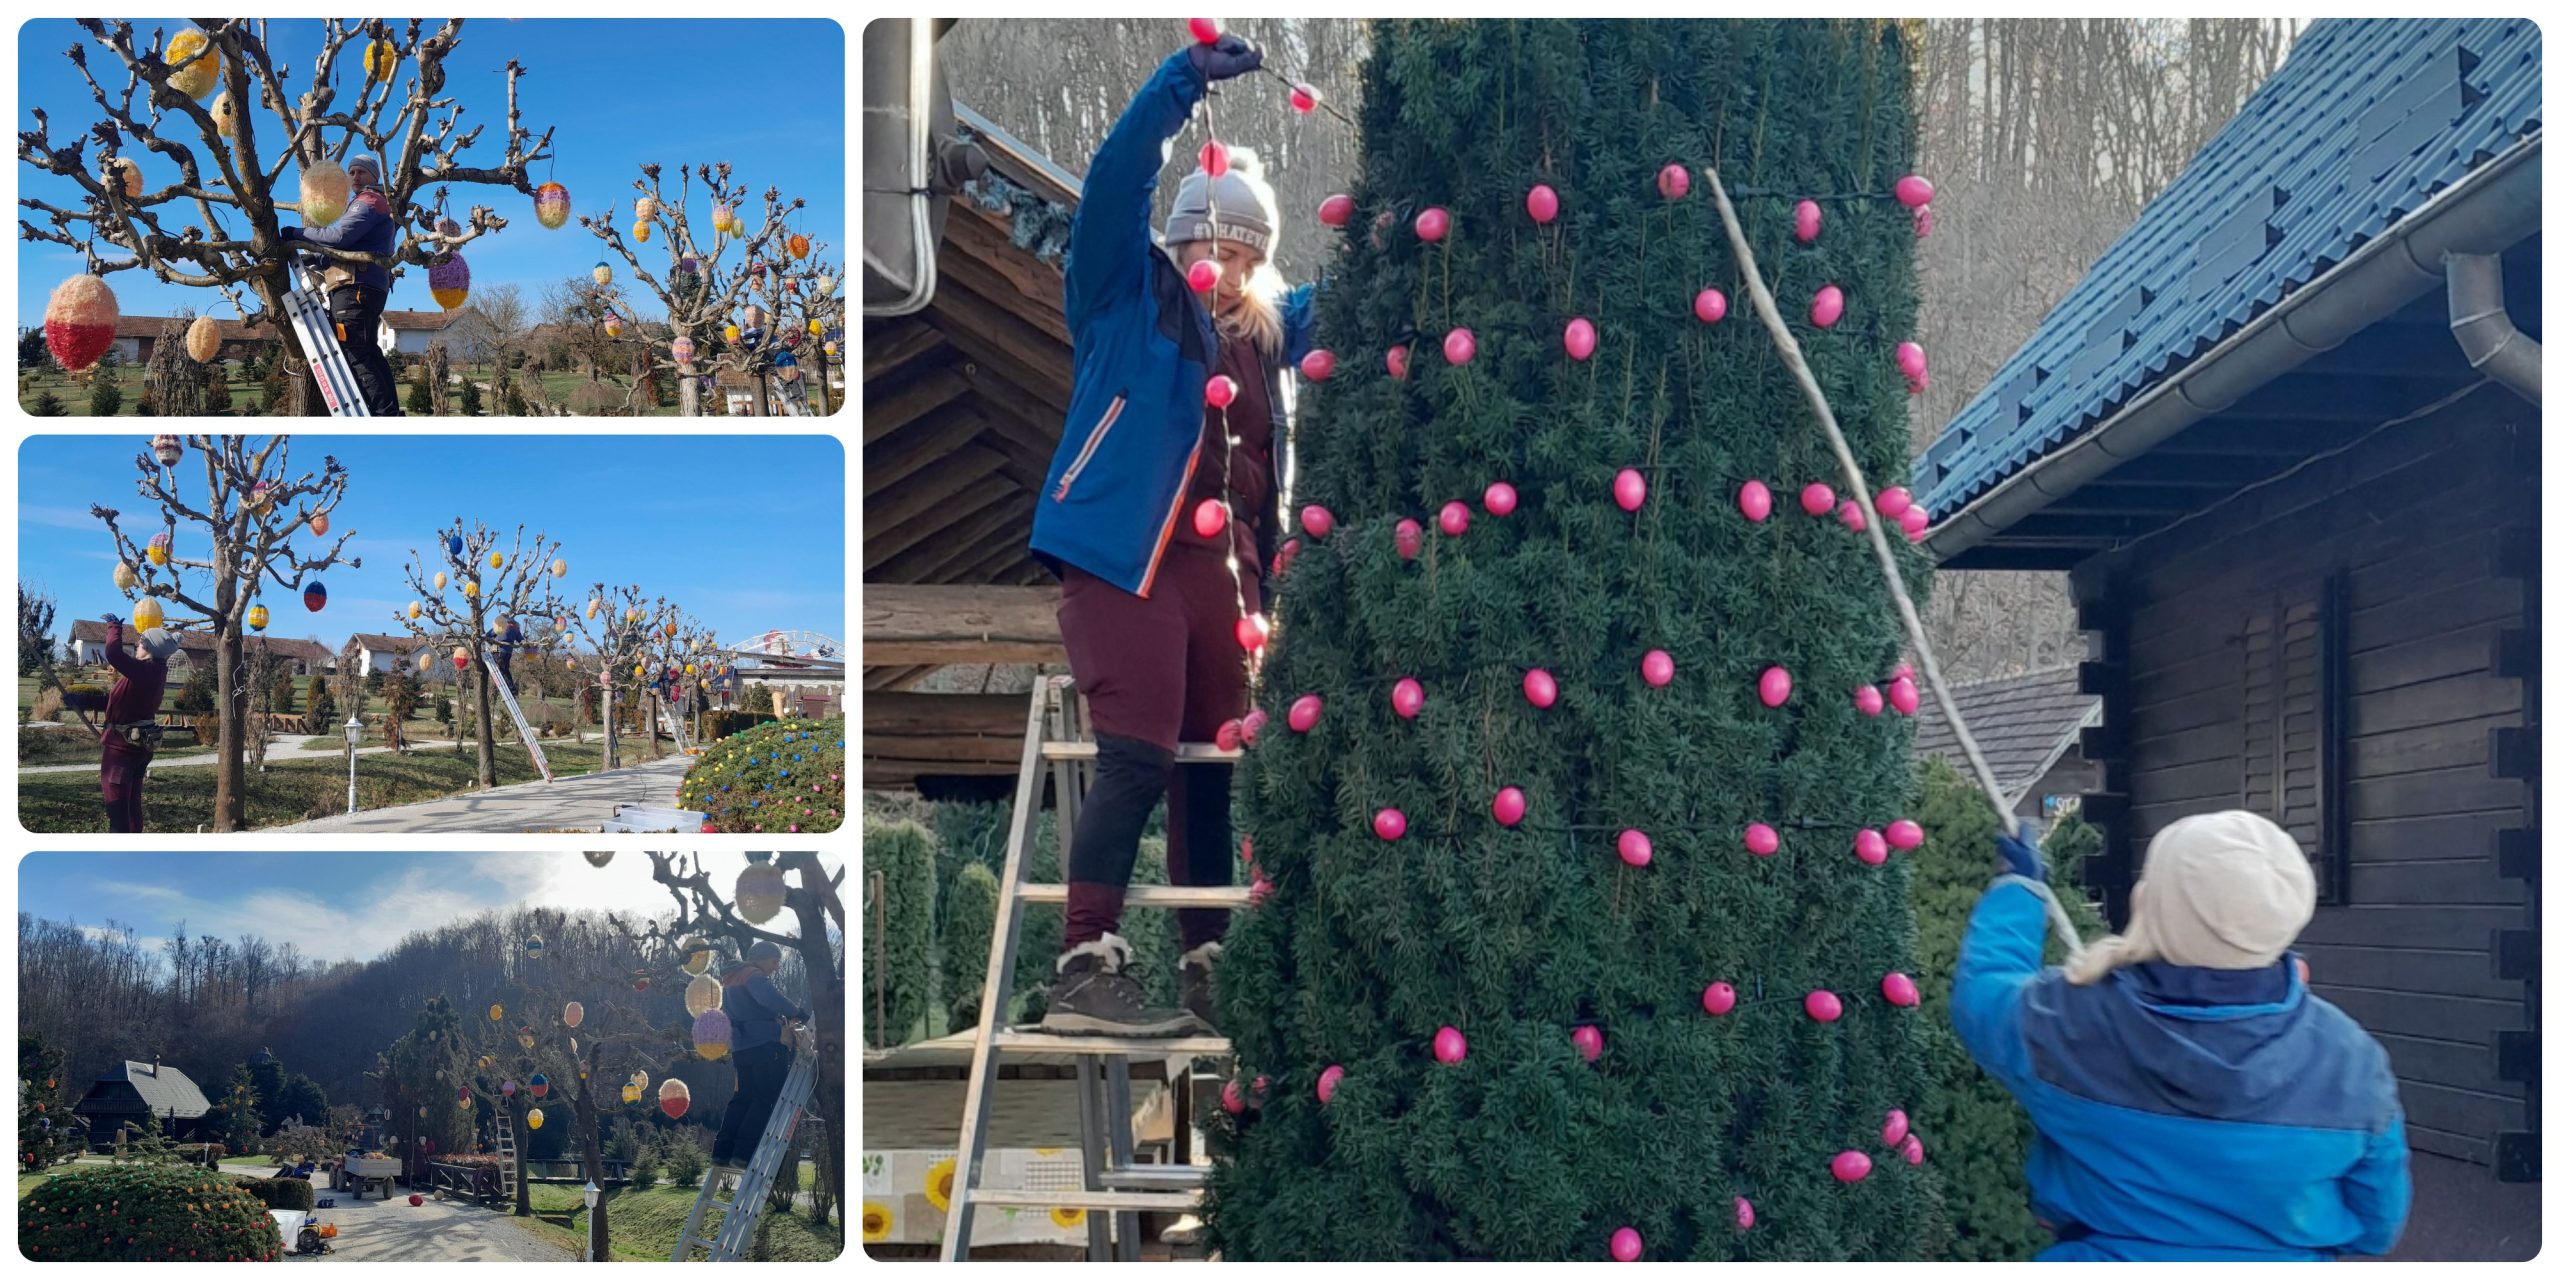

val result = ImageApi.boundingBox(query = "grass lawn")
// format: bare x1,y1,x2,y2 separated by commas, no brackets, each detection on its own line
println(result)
17,737,662,832
519,1182,841,1262
17,362,264,417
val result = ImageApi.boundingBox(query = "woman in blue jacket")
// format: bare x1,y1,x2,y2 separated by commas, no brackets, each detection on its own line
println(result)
1953,809,2411,1261
1029,32,1318,1038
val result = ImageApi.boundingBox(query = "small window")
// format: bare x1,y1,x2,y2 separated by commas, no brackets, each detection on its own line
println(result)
2240,574,2349,902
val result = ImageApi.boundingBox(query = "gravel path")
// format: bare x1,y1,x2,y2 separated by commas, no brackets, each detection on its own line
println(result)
305,1190,571,1263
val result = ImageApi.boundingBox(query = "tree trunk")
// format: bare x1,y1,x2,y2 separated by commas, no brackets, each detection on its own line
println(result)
751,374,772,418
576,1085,609,1260
601,675,619,771
785,861,846,1233
214,626,246,832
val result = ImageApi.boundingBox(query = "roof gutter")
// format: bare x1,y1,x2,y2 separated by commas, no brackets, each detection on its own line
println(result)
1927,130,2542,564
866,18,940,318
2447,251,2541,405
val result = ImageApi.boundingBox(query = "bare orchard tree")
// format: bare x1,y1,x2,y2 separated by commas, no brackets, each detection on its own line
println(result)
469,281,529,375
18,19,556,414
394,519,566,788
90,436,358,831
736,241,835,414
580,163,805,415
556,582,669,771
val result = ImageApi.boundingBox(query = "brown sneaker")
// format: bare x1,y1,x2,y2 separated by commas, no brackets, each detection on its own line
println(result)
1040,934,1193,1037
1178,941,1223,1034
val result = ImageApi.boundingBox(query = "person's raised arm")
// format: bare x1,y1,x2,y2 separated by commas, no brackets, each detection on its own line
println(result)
100,618,145,680
749,973,811,1024
283,191,387,251
1064,36,1262,326
1950,835,2052,1093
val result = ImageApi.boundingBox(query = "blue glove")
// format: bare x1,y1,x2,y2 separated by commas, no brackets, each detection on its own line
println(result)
1995,832,2046,883
1188,33,1263,82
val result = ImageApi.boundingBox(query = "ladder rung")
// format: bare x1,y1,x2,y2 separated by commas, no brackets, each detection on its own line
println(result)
965,1188,1200,1212
1015,883,1252,909
994,1030,1231,1056
1097,1165,1210,1189
1042,741,1240,764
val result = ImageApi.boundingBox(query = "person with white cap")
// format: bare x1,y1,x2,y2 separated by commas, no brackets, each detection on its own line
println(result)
1953,811,2411,1260
278,152,403,414
1027,29,1321,1037
96,613,181,832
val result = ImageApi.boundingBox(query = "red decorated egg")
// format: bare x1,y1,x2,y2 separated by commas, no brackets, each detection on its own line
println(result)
1806,990,1844,1022
1300,348,1336,380
1415,206,1450,243
1187,258,1219,293
1882,972,1920,1007
1392,677,1425,719
1883,1109,1910,1148
1656,163,1690,200
1614,468,1647,512
1493,787,1526,827
1205,375,1237,408
1915,204,1934,238
1739,480,1773,523
1374,808,1407,841
1299,505,1334,539
1641,649,1674,688
1526,183,1559,224
1904,1135,1926,1166
1833,1150,1873,1183
1794,199,1822,243
1610,1227,1642,1263
1701,982,1737,1016
1886,820,1924,850
1889,677,1920,716
1395,518,1423,560
1896,174,1935,208
1736,1198,1756,1231
1189,17,1222,42
1896,342,1929,391
1841,501,1867,533
1288,695,1323,733
1759,666,1793,708
1484,481,1518,516
1745,823,1780,857
1854,685,1885,717
1572,1024,1604,1063
1901,504,1930,539
1801,483,1837,517
1317,1064,1344,1103
1221,1079,1245,1114
1694,287,1728,324
1875,486,1913,519
1856,829,1889,865
1215,719,1244,752
1241,708,1268,746
1289,82,1320,114
1439,501,1470,537
1235,614,1269,651
1433,1025,1467,1064
1442,327,1475,366
1617,829,1653,868
1199,139,1229,178
1564,317,1597,361
1318,194,1353,227
1523,668,1558,708
1387,344,1410,380
1193,499,1228,538
1811,285,1845,329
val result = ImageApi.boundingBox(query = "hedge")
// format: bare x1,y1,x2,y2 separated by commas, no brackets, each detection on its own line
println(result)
684,717,844,833
21,1162,279,1261
234,1174,317,1212
1906,758,2105,1261
863,817,937,1049
942,862,1000,1030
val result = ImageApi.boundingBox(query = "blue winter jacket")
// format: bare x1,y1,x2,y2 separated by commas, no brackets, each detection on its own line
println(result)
722,970,810,1053
1029,50,1318,599
1953,878,2412,1261
285,187,397,293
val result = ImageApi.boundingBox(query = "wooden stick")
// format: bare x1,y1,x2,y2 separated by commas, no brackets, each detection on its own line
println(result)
1702,167,2085,952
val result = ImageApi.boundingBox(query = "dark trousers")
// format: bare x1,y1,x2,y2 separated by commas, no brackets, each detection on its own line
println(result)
328,285,404,416
1056,544,1259,953
101,741,150,832
711,1041,793,1165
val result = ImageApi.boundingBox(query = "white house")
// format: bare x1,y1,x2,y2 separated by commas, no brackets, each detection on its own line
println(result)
378,309,471,357
345,632,426,678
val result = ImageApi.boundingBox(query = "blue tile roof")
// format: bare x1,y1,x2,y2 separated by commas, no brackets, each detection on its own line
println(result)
1916,18,2541,517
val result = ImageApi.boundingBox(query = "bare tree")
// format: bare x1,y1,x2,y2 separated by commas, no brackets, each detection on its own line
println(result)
393,519,566,788
469,281,529,374
580,162,806,415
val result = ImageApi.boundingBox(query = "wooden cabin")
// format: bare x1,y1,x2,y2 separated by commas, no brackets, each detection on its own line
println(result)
1910,665,2102,826
1915,17,2540,1249
73,1059,212,1150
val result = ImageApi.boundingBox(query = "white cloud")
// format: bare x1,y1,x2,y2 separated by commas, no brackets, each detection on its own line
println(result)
22,505,102,531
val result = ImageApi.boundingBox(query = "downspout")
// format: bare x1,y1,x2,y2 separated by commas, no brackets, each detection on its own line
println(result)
868,17,938,317
2447,252,2541,405
1926,132,2541,563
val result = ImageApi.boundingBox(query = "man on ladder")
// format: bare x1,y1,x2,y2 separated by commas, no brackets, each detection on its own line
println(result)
710,941,809,1175
277,154,403,416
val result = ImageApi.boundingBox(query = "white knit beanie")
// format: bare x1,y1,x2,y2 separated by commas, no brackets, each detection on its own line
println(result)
2064,810,2318,985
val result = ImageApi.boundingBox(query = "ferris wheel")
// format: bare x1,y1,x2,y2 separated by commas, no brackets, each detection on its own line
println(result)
737,628,843,661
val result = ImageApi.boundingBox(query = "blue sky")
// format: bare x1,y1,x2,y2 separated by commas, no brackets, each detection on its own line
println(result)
17,18,845,324
18,434,846,648
18,851,840,963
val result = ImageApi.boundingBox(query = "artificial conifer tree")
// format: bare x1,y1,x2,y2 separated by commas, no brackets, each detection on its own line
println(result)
1205,19,1941,1261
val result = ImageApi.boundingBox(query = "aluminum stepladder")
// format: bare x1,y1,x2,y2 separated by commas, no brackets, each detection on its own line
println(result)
672,1026,817,1261
483,658,554,782
655,694,693,752
496,1111,519,1202
940,674,1244,1262
281,264,375,417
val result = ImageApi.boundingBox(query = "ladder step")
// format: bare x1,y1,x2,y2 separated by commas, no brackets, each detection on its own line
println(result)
1015,883,1252,909
994,1030,1231,1056
1097,1165,1210,1189
965,1188,1200,1213
1042,741,1239,765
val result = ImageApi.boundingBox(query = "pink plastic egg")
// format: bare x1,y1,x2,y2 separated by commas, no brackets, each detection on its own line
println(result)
1883,1109,1910,1148
1221,1079,1245,1114
1386,344,1410,380
1701,982,1737,1016
1299,349,1336,381
1811,284,1845,329
1617,829,1653,868
1300,504,1334,538
1235,614,1268,651
1374,808,1407,841
1415,206,1450,243
1610,1228,1642,1263
1854,685,1885,717
1442,327,1475,366
1318,194,1353,227
1882,972,1921,1007
1564,317,1596,361
1395,519,1423,560
1215,719,1244,752
1896,174,1935,208
1433,1025,1467,1064
1289,694,1323,733
1900,504,1930,538
1392,677,1425,719
1188,17,1221,43
1833,1150,1873,1183
1794,199,1822,243
1317,1064,1344,1104
1641,649,1674,688
1886,820,1925,850
1241,708,1268,746
1657,163,1690,200
1438,501,1470,537
1199,139,1229,178
1759,666,1793,708
1739,480,1773,523
1572,1024,1604,1063
1745,823,1780,857
1890,677,1919,716
1193,499,1228,538
1493,787,1526,828
1841,501,1867,533
1526,183,1559,224
1896,341,1928,382
1523,668,1558,708
1694,287,1728,324
1805,990,1844,1023
1800,483,1837,517
1875,486,1913,518
1856,829,1889,865
1736,1198,1756,1231
1904,1135,1926,1166
1289,83,1320,114
1484,481,1518,516
1614,468,1647,512
1187,258,1219,293
1205,375,1237,408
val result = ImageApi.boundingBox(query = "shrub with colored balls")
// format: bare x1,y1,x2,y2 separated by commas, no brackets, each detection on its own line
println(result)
679,716,845,834
20,1162,279,1262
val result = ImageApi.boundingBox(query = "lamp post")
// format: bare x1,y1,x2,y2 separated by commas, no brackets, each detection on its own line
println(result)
583,1179,602,1262
344,715,363,813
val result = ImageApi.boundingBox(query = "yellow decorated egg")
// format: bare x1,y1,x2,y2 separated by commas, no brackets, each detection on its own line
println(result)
132,598,165,631
165,30,220,99
489,551,504,569
113,561,138,591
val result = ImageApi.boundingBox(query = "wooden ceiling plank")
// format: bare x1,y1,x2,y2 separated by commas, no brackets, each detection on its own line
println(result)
865,403,988,500
863,365,972,444
863,582,1063,668
864,477,1014,574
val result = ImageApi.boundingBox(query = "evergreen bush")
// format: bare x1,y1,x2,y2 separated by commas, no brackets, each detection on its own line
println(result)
20,1163,280,1261
861,817,937,1049
88,374,123,417
941,862,999,1030
682,716,844,833
664,1134,706,1188
233,1174,316,1211
301,677,338,736
30,389,68,416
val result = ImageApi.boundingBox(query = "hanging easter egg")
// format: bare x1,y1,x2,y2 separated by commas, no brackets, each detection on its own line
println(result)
415,650,431,674
1641,649,1675,688
1385,344,1409,380
500,1079,517,1097
671,336,697,366
692,1009,733,1060
723,324,741,343
1695,287,1729,324
184,314,222,363
1701,982,1737,1016
151,434,184,466
634,196,658,225
681,938,713,975
1438,501,1470,537
1810,284,1845,329
587,260,612,289
1204,375,1237,409
1196,138,1230,179
1745,823,1780,856
1523,668,1559,708
1442,327,1475,366
247,480,274,514
736,861,788,923
534,182,572,230
428,251,471,311
1806,989,1844,1022
1896,174,1935,208
1890,676,1920,716
1886,819,1925,851
562,1001,584,1028
1433,1025,1467,1064
489,1003,504,1022
1415,206,1450,242
300,160,351,228
464,581,478,599
1614,468,1647,512
43,274,119,372
527,1108,545,1130
1882,972,1921,1007
1484,481,1517,516
1856,828,1889,865
528,1073,549,1099
1493,786,1527,827
824,340,838,357
363,38,398,81
1855,684,1885,716
710,202,733,234
212,91,240,137
247,605,269,632
1895,342,1929,393
1395,519,1422,560
658,1078,690,1119
486,551,505,570
1390,677,1425,720
1832,1150,1872,1183
1656,163,1690,200
1759,666,1793,708
1236,613,1269,651
296,580,327,612
307,511,330,537
1373,808,1407,842
1738,479,1774,523
1289,82,1320,113
1564,317,1596,361
132,598,165,631
1317,193,1352,227
1317,1064,1345,1104
1617,829,1653,868
1841,500,1868,533
517,1029,534,1049
164,30,221,99
787,233,811,260
113,561,138,591
147,533,173,565
104,156,143,199
1610,1227,1643,1262
1794,199,1822,243
1900,503,1931,540
1801,483,1838,517
405,600,421,620
1296,349,1335,382
1526,183,1559,223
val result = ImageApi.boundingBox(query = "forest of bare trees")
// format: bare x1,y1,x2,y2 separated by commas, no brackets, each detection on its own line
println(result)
935,18,2297,683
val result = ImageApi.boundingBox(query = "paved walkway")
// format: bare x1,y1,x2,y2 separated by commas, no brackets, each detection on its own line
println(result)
264,753,696,833
306,1189,571,1263
17,734,459,775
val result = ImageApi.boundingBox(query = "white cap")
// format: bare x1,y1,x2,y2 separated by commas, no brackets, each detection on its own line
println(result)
2066,810,2317,983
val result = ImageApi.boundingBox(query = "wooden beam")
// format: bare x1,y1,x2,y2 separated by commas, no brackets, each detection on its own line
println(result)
865,403,990,500
869,691,1033,737
862,664,938,691
863,582,1063,667
878,494,1036,584
863,365,971,444
866,443,1013,543
863,318,947,382
927,272,1076,395
863,475,1014,574
943,209,1070,345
